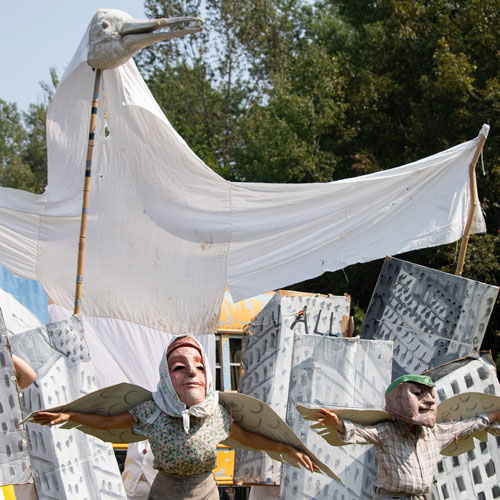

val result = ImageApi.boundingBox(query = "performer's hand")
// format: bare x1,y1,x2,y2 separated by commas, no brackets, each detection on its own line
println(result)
316,408,345,433
317,408,339,426
283,445,320,473
33,411,71,426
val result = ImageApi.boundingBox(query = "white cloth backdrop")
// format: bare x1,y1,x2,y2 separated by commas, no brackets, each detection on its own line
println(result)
0,22,487,335
49,304,216,391
0,266,215,397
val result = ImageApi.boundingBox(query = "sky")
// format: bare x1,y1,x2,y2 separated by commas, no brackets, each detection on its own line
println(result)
1,1,147,112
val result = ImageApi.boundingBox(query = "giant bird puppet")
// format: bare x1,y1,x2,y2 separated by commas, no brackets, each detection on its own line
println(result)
0,9,489,336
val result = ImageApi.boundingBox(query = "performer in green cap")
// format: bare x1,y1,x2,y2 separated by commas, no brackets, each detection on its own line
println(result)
315,374,500,500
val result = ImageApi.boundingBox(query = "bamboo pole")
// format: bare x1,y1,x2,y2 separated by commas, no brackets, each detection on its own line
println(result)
455,127,488,276
74,69,102,314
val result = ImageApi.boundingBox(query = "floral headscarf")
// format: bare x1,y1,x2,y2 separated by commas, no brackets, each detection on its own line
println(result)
152,335,218,433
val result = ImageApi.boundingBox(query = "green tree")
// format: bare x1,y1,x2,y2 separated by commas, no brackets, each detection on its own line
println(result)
0,99,35,191
0,68,57,194
232,43,351,182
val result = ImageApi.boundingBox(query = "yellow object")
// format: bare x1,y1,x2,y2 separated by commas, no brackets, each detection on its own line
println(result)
213,447,236,485
1,485,16,500
218,291,273,333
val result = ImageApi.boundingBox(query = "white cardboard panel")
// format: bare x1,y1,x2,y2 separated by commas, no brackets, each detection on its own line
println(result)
360,257,498,379
235,293,351,485
281,334,392,500
9,315,127,500
0,311,31,486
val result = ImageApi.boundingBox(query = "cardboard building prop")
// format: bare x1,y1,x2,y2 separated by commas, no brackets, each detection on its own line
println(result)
3,313,127,500
360,257,498,378
237,292,351,483
280,333,392,500
236,291,393,499
239,292,351,412
0,313,31,487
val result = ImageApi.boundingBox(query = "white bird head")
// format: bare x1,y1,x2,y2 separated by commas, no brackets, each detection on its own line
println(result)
87,8,203,69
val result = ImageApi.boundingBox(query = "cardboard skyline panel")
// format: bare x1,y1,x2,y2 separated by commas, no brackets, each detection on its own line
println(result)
281,333,393,500
9,315,127,500
235,293,351,484
360,257,498,378
0,311,31,486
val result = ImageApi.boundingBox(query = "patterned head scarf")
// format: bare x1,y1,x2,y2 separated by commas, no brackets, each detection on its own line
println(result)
152,335,218,433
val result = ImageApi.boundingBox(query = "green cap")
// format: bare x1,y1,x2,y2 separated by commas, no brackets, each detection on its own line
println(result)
385,374,435,395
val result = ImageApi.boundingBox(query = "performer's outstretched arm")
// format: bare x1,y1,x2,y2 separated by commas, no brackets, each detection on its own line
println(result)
32,410,135,429
230,422,319,473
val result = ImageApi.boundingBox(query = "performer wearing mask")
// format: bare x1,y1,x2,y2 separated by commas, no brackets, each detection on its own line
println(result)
34,335,318,500
315,374,500,500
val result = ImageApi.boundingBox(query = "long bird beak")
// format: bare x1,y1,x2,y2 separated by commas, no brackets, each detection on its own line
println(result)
87,9,203,69
121,17,203,53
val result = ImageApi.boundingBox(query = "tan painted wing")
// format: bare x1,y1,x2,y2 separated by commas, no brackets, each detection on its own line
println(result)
21,382,152,443
437,392,500,456
219,392,342,483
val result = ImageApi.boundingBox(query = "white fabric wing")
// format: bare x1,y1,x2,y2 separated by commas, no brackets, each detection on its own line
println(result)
0,23,487,334
227,134,486,301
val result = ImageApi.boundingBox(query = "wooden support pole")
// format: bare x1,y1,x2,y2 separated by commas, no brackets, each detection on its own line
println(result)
74,69,102,314
455,127,488,277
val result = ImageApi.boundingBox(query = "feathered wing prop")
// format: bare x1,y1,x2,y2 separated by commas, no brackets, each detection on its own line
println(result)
21,384,341,481
437,392,500,456
298,392,500,456
218,392,342,483
20,383,152,444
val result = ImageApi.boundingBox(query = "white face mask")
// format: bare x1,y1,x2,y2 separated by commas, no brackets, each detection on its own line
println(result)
167,346,207,407
152,335,218,433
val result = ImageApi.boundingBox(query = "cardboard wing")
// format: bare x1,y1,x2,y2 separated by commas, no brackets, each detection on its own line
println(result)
437,392,500,456
219,392,342,483
298,392,500,456
21,382,152,443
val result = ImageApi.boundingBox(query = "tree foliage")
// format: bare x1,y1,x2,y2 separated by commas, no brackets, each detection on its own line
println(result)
0,68,57,194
